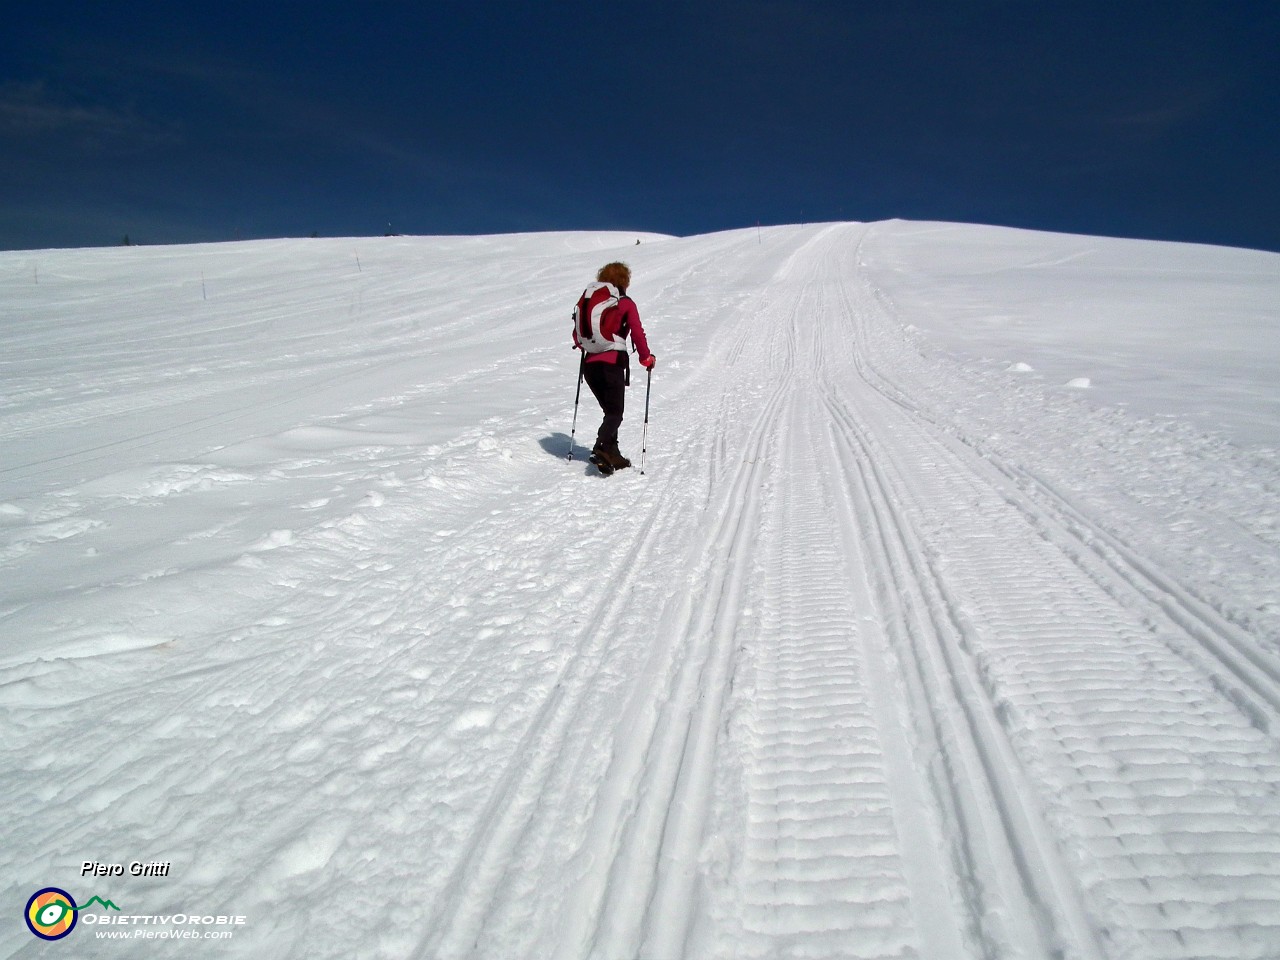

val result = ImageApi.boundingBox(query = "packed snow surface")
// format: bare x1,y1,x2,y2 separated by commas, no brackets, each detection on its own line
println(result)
2,222,1279,959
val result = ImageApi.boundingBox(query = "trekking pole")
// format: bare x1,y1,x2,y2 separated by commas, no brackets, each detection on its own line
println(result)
567,350,585,461
639,366,652,475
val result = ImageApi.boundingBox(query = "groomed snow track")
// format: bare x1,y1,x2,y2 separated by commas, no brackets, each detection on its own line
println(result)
411,225,1280,959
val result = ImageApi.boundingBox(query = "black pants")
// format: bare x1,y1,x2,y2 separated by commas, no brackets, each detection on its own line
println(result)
582,356,628,448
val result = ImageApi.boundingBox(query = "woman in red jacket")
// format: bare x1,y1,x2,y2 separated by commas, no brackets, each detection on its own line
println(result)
572,261,656,472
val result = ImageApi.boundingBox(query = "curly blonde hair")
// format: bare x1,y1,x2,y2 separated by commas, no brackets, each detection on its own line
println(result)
597,261,631,291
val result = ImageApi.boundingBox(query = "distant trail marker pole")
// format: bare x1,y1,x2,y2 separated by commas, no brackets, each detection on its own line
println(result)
567,351,585,461
757,221,762,244
201,272,207,301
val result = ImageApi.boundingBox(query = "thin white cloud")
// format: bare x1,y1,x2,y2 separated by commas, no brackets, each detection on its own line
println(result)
127,50,513,189
1092,83,1224,142
0,80,175,148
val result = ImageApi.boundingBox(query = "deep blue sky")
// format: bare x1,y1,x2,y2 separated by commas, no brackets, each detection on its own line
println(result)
2,1,1278,252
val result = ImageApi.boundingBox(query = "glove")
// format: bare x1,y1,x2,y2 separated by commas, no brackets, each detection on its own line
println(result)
641,354,656,369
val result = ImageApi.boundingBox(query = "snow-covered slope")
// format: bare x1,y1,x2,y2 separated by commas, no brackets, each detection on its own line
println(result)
2,223,1278,959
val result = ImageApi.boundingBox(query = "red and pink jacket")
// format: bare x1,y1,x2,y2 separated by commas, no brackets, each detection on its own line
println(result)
573,296,652,366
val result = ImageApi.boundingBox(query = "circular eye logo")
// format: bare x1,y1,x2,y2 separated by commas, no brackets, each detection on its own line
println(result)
25,888,78,941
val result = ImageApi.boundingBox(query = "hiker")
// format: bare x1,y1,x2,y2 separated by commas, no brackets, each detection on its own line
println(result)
572,261,656,473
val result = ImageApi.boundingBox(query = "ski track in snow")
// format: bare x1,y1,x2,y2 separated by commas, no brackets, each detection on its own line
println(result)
2,226,1279,959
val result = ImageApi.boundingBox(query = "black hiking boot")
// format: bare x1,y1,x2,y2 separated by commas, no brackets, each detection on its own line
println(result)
591,440,631,474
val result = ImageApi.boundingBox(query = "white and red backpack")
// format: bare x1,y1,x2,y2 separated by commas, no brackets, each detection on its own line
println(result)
574,282,629,354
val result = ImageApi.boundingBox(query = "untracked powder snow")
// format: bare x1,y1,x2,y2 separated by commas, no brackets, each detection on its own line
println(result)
2,222,1279,959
